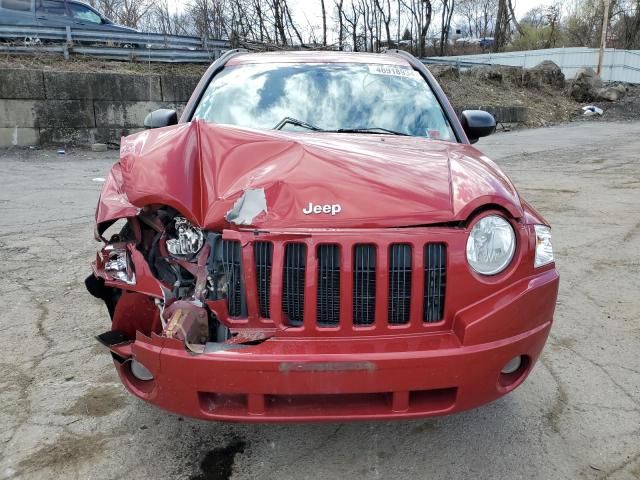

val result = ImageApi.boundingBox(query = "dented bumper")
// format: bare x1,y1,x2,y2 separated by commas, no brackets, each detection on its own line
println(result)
101,268,558,422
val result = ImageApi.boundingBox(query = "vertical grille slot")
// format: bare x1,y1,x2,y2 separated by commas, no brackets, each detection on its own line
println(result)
282,243,306,326
254,241,273,318
388,244,412,325
317,244,340,326
353,244,376,325
424,243,447,322
221,239,244,317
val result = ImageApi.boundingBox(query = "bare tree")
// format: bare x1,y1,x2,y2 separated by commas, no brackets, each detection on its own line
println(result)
374,0,393,47
615,0,640,48
457,0,497,37
439,0,455,55
147,0,192,35
545,5,561,48
321,0,328,45
89,0,154,28
343,2,362,50
402,0,432,56
335,0,345,50
493,0,507,50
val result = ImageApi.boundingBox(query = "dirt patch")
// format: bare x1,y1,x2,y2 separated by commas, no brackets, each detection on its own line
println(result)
190,438,247,480
63,384,127,417
16,432,109,475
0,53,208,76
431,64,640,127
431,64,580,127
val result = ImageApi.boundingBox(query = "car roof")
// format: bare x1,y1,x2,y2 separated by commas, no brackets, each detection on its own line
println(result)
226,50,412,67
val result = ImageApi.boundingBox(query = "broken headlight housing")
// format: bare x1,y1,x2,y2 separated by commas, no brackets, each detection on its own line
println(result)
166,216,204,258
466,214,516,275
534,225,554,267
104,244,136,285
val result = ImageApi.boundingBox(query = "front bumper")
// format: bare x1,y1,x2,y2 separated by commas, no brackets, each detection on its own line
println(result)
105,268,558,422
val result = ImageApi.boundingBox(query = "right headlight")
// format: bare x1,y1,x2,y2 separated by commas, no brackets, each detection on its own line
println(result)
466,214,516,275
534,225,554,267
166,216,204,258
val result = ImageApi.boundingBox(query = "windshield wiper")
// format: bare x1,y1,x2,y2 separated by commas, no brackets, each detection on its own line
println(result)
274,117,323,131
333,127,411,136
273,119,410,137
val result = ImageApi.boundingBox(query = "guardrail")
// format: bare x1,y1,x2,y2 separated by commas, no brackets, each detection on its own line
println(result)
0,24,230,62
421,57,492,70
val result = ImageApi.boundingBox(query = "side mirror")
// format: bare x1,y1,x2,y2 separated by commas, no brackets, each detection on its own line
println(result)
144,109,178,129
460,110,496,144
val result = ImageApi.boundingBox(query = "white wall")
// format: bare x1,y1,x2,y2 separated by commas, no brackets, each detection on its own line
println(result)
428,48,640,84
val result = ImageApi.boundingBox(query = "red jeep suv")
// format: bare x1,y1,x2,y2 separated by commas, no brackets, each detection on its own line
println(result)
86,50,559,422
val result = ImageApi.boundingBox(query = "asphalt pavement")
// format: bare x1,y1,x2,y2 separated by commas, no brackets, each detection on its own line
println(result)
0,121,638,480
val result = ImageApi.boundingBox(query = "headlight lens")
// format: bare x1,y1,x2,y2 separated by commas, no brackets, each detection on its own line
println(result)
166,217,204,257
104,244,136,285
466,215,516,275
534,225,554,267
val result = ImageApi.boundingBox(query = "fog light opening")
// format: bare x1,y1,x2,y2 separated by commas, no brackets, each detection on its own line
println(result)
130,359,154,381
501,355,523,375
498,355,530,389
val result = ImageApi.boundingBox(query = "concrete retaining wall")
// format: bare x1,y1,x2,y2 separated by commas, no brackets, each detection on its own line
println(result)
0,68,200,147
0,67,530,147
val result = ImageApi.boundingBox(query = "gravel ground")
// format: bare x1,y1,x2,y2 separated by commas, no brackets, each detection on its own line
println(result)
0,122,638,480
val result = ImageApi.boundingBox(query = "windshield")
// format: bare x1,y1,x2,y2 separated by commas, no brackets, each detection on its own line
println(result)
192,63,455,141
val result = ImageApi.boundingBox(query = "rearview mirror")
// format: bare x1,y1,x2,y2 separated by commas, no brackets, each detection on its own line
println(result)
144,109,178,129
460,110,496,144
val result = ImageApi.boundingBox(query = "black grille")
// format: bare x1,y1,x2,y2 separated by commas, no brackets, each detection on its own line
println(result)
221,239,243,317
282,243,306,326
254,241,273,318
424,243,447,322
317,244,340,326
388,244,412,325
353,244,376,325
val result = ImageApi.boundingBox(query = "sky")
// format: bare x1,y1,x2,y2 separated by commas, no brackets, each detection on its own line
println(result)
287,0,557,34
168,0,557,39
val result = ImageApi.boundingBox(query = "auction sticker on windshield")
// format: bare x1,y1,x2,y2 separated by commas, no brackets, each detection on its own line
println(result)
368,64,418,79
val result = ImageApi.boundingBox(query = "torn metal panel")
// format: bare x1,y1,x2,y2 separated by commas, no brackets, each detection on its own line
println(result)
225,188,267,225
164,301,209,353
95,162,138,233
227,328,276,344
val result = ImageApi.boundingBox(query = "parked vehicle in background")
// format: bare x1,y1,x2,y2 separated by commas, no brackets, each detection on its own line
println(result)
479,37,495,48
0,0,136,32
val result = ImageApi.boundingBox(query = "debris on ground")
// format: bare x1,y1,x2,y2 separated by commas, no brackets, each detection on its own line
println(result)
576,83,640,122
90,143,108,152
582,105,604,116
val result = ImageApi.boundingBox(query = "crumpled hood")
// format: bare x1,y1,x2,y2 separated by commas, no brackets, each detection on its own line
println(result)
97,120,522,229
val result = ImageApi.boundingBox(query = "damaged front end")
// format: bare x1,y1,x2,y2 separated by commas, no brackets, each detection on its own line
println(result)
85,121,557,422
87,205,271,380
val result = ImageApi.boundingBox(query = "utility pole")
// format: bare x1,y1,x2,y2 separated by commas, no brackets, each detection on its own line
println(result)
596,0,611,76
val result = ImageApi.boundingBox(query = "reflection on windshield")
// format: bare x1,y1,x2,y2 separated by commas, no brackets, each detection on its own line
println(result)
192,63,455,140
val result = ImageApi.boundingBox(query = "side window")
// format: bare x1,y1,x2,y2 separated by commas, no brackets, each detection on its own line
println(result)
36,0,66,16
68,3,103,23
1,0,31,11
